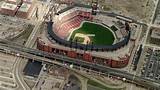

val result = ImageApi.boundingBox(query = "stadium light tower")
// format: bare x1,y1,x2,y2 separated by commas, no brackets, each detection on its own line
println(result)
91,0,98,15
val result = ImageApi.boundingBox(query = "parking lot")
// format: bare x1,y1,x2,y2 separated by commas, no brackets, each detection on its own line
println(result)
33,64,69,90
154,0,160,24
63,75,81,90
141,47,160,81
0,52,17,90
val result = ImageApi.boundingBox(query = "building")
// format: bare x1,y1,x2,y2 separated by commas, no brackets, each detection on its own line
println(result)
150,29,160,45
58,0,73,4
6,0,33,5
23,0,32,4
0,2,18,16
36,7,134,68
16,2,32,19
6,0,21,5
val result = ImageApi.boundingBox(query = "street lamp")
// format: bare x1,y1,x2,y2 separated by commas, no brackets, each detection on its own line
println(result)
69,64,73,68
122,77,126,81
16,53,20,57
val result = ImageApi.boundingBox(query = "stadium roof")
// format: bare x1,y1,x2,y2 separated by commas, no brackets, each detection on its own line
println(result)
18,3,31,12
1,2,17,10
151,29,160,39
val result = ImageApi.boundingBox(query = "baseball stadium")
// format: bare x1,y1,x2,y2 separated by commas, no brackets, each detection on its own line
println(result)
37,5,135,68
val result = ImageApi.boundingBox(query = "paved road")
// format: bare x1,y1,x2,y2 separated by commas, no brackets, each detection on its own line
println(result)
143,0,159,46
152,0,160,24
0,40,159,89
12,1,51,90
13,18,44,90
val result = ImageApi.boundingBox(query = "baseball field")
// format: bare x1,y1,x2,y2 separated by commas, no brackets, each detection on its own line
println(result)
69,22,115,45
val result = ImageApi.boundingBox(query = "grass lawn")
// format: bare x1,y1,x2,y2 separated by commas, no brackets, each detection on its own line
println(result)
88,80,122,90
70,22,115,45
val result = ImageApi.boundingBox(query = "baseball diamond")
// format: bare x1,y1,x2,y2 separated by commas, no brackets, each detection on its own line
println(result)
69,22,115,45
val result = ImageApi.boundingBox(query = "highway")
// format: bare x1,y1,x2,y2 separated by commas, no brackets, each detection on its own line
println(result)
0,39,159,89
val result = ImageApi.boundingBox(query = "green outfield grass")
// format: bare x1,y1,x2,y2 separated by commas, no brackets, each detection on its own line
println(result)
70,22,115,45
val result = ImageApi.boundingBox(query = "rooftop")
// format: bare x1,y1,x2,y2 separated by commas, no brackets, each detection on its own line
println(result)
23,0,32,3
18,3,31,12
1,2,17,10
151,29,160,39
7,0,19,2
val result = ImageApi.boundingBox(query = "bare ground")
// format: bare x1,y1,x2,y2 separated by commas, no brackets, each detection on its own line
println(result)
78,0,155,22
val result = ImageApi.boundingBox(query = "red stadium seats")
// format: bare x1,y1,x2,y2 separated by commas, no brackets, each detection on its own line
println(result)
53,10,93,39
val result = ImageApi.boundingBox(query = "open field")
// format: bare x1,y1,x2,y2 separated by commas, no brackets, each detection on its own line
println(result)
78,0,154,22
87,80,122,90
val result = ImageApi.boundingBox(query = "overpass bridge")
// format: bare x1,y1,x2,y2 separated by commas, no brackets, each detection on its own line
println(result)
0,39,159,89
